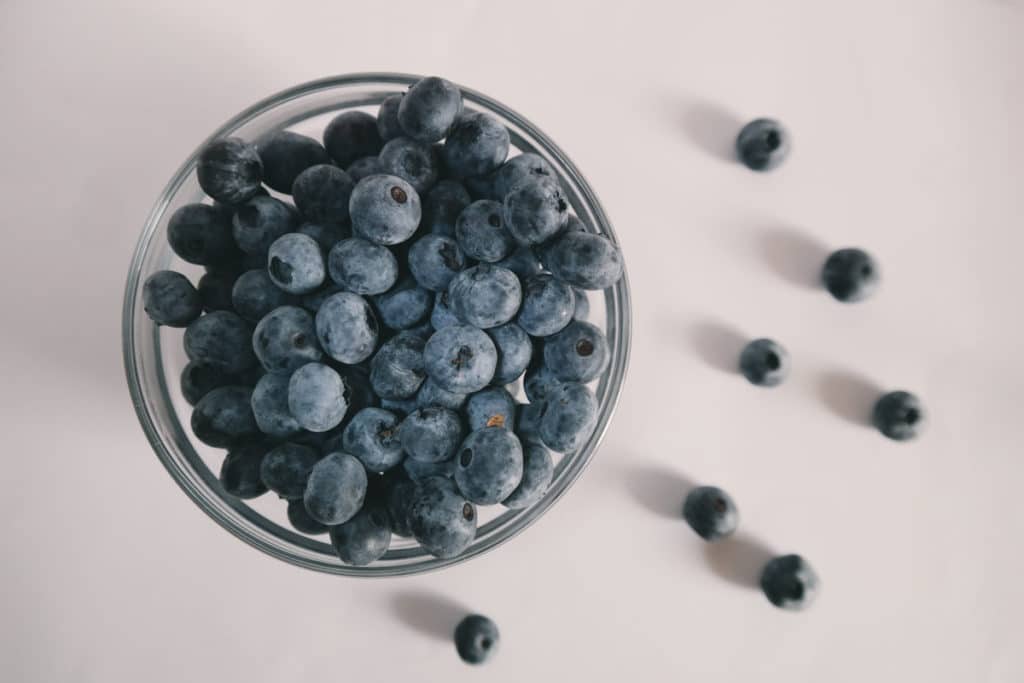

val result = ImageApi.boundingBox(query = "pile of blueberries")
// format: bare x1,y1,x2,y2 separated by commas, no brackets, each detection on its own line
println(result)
142,76,624,567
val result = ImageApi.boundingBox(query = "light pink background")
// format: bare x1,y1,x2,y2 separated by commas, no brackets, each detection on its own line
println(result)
3,1,1023,681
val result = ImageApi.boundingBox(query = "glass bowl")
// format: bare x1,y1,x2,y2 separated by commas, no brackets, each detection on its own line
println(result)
122,73,632,576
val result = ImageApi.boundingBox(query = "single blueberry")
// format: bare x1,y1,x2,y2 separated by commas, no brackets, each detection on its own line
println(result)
231,269,295,322
191,385,258,447
196,137,263,204
447,264,522,329
260,442,320,499
502,440,553,509
572,286,590,320
523,358,561,403
403,456,457,481
181,361,238,406
370,331,427,399
377,94,404,141
683,486,739,541
288,362,349,432
739,338,789,387
267,233,325,295
538,382,598,452
323,111,382,168
257,130,330,194
416,378,468,411
346,156,383,183
342,407,404,472
349,174,421,246
516,274,575,337
197,269,237,312
872,391,925,441
423,324,497,394
760,554,819,610
515,401,544,445
406,475,477,559
503,178,568,246
327,237,399,295
399,407,465,463
287,498,328,535
496,247,543,282
409,234,466,291
373,277,433,330
544,320,610,383
185,311,257,373
143,270,201,327
423,180,471,237
544,231,624,290
219,440,271,499
398,77,463,143
303,452,367,525
430,291,461,331
455,427,524,505
329,504,392,565
379,137,440,194
486,323,532,386
315,292,379,364
442,111,510,179
455,199,515,263
454,615,499,665
167,203,236,266
291,163,355,225
297,221,350,253
250,372,302,438
466,387,516,431
736,118,790,172
252,305,322,373
822,248,879,303
492,153,556,200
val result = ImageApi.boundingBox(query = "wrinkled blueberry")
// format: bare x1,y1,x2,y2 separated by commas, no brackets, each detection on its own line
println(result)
760,554,819,610
544,231,624,290
219,440,271,499
443,111,510,179
327,237,399,295
398,77,462,143
399,407,465,463
502,440,552,509
538,382,597,452
544,320,609,383
447,264,522,329
287,498,328,535
423,324,497,394
822,248,879,303
288,362,349,432
258,130,330,193
406,475,477,559
466,387,516,431
267,233,325,295
342,407,404,472
379,137,440,194
486,323,532,385
252,305,322,373
503,178,568,246
872,390,925,441
197,137,263,204
736,118,790,172
377,94,404,141
683,486,739,541
455,427,523,504
456,199,515,263
324,111,383,168
191,385,257,447
492,153,556,200
516,274,575,337
315,292,379,364
303,452,366,525
143,270,201,327
349,174,421,246
231,269,295,322
409,234,465,291
370,331,427,399
454,615,499,665
423,180,471,237
184,311,257,373
167,203,236,266
250,372,302,438
329,504,391,565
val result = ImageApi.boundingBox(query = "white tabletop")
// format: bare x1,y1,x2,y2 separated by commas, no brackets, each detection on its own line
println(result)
3,1,1023,681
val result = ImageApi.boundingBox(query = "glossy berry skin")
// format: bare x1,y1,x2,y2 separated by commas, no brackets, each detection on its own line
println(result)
447,264,522,329
455,199,515,263
297,222,349,252
544,231,624,290
406,476,477,559
544,320,609,383
373,277,433,330
399,407,465,463
455,427,523,505
430,291,461,331
181,361,237,406
342,407,404,472
538,382,598,453
454,615,499,665
416,378,467,411
379,137,440,194
267,233,325,295
760,554,819,611
231,269,295,322
315,292,379,364
167,203,236,266
323,111,383,168
398,77,463,143
502,178,568,247
370,331,427,399
303,452,367,525
219,440,271,499
739,339,789,387
409,234,466,291
328,238,399,296
443,111,510,179
423,180,471,237
260,442,319,499
143,270,201,327
486,323,532,386
197,269,237,312
184,311,257,373
736,118,790,172
376,94,404,141
329,504,392,565
517,275,575,337
872,391,925,441
258,130,330,193
346,156,383,182
291,164,354,225
251,372,302,438
492,153,555,199
424,324,498,394
349,174,421,246
196,137,263,205
252,305,323,373
466,387,516,431
287,498,328,535
496,247,543,282
502,440,553,509
288,362,349,432
683,486,739,541
191,385,258,447
822,248,879,303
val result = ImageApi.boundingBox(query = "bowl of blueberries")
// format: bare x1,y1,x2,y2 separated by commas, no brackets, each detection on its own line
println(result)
123,73,631,576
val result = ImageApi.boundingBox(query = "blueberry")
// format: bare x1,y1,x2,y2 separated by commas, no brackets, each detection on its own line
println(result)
515,401,544,445
342,407,404,472
399,407,465,463
455,427,523,504
523,359,561,403
329,504,391,565
379,137,440,194
167,203,236,266
260,443,319,499
406,475,477,559
423,324,497,394
872,391,925,441
315,292,379,364
682,486,739,541
257,130,330,193
219,440,271,498
466,387,516,431
297,221,350,252
430,291,461,331
442,111,510,179
423,180,472,237
379,395,419,417
191,385,257,447
143,270,201,327
370,331,427,399
736,118,790,172
373,277,433,330
383,472,415,537
377,94,404,141
516,274,575,337
290,164,355,225
538,382,598,452
267,233,325,295
349,174,421,246
252,305,322,373
822,248,879,303
403,456,457,481
197,269,237,312
571,286,590,320
760,554,819,610
185,311,257,373
181,361,237,406
323,111,383,168
416,378,467,411
327,237,399,295
502,178,568,246
462,171,497,200
447,264,522,329
287,498,328,535
335,363,378,416
455,199,515,263
544,321,609,383
346,156,383,183
739,339,789,387
231,269,295,322
250,372,302,438
496,247,543,282
398,77,463,143
502,440,553,509
196,137,263,204
544,231,624,290
454,615,499,665
303,452,367,525
484,323,532,386
409,234,466,291
492,153,556,200
288,362,349,432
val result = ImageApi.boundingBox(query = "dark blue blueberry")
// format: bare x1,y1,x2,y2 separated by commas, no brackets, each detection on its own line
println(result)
409,234,466,291
455,199,514,263
323,111,382,168
462,171,497,200
329,504,391,565
370,331,427,399
191,385,257,447
736,118,790,172
252,305,322,373
297,221,349,252
327,237,399,295
349,174,421,246
346,156,383,183
492,153,556,200
250,372,302,438
515,401,544,445
538,382,598,452
342,407,404,472
516,274,575,337
423,324,497,393
403,456,456,481
315,292,379,364
260,442,319,499
447,264,522,329
544,320,609,383
454,615,499,665
231,269,295,322
485,323,532,386
287,498,328,535
571,286,589,320
335,363,378,416
196,137,263,204
544,231,624,290
383,472,415,537
760,554,819,610
822,248,879,303
502,178,568,246
184,311,257,373
496,247,543,282
406,476,477,559
267,233,325,295
219,440,271,499
291,164,355,225
683,486,739,541
167,203,236,266
455,427,523,504
398,77,463,143
379,137,440,194
739,338,789,387
258,130,330,194
399,407,465,463
523,359,561,403
142,270,201,327
872,391,925,441
416,377,467,411
430,291,461,330
502,440,552,509
442,111,510,179
377,94,404,141
197,269,237,312
466,387,516,431
423,180,471,237
303,452,367,525
373,277,433,330
379,395,419,417
181,361,237,406
288,362,349,432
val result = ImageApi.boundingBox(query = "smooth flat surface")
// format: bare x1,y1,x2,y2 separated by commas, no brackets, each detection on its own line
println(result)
2,1,1023,681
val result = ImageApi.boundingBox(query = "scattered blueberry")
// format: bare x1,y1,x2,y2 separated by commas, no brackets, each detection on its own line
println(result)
495,247,543,281
423,324,497,393
184,311,257,373
196,137,263,204
544,320,609,383
398,77,462,143
502,440,553,509
329,504,392,565
373,277,433,330
258,130,330,193
324,111,383,168
167,203,236,266
328,237,399,295
315,292,379,364
349,174,421,246
231,269,295,322
197,269,237,312
454,615,499,665
455,427,523,505
370,331,427,399
181,361,237,406
143,270,202,327
538,382,598,452
760,554,819,611
502,178,568,246
736,118,790,172
379,137,440,194
219,440,271,499
291,164,355,225
399,407,465,463
191,385,258,447
423,180,472,237
492,153,556,200
342,407,404,472
822,248,879,303
288,362,349,432
517,274,575,337
466,387,516,431
682,486,739,541
872,390,925,441
287,498,328,534
303,452,367,525
377,94,404,141
543,231,624,290
409,234,466,291
738,339,789,387
455,199,515,263
267,233,325,295
346,156,383,182
447,264,522,329
486,323,532,385
252,305,322,373
443,111,510,179
297,221,349,252
406,475,477,558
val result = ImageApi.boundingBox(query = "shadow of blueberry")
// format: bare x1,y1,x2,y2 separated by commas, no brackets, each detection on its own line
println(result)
679,100,744,163
702,533,776,589
687,320,747,374
755,226,829,290
816,369,882,427
623,464,696,519
390,590,468,642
